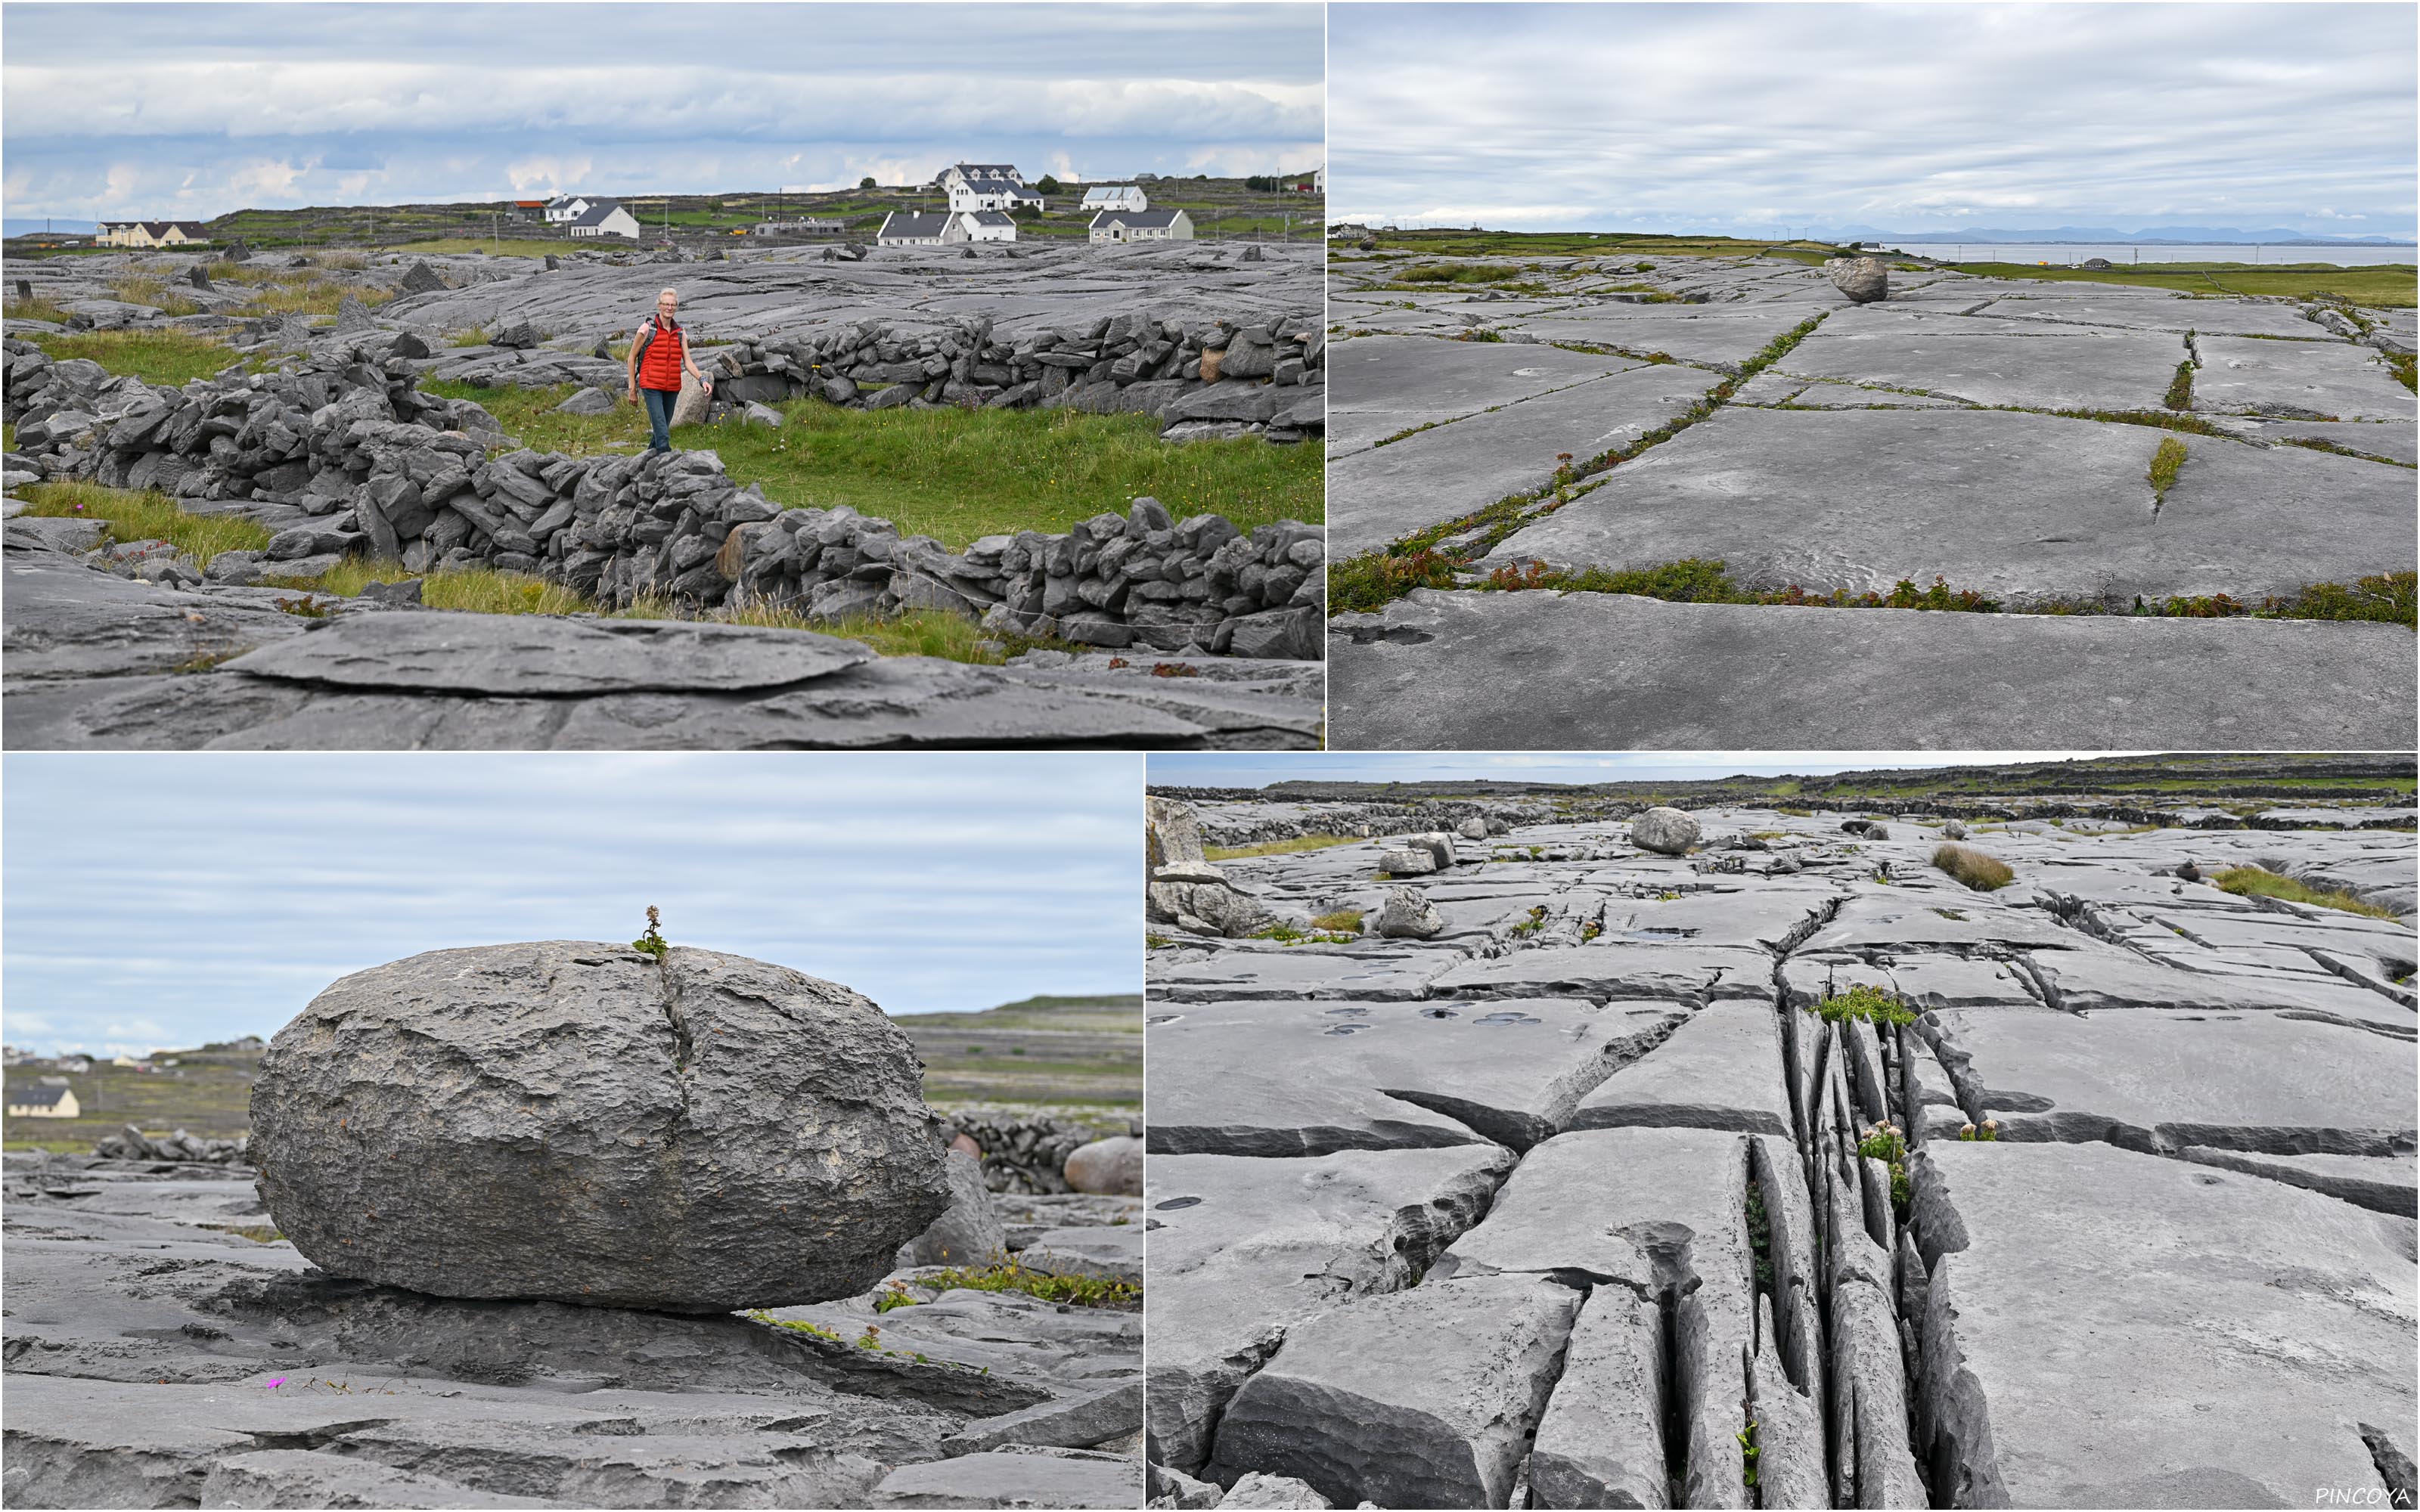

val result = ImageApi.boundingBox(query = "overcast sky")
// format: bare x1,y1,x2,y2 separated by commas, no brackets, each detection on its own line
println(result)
1150,752,2155,788
2,754,1141,1057
1,2,1323,224
1330,2,2416,238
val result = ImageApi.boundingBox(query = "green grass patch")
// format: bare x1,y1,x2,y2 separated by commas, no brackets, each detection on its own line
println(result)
2149,435,2188,500
2386,351,2417,394
5,293,77,324
1817,983,1917,1028
915,1258,1140,1309
20,329,239,387
264,557,592,615
2163,357,2195,412
1202,832,1362,861
392,237,574,259
423,380,1322,549
2211,866,2398,919
1933,843,2015,891
1309,909,1365,934
16,480,272,565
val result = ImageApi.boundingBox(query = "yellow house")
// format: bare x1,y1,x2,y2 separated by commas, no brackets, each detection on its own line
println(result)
96,220,213,249
6,1084,79,1118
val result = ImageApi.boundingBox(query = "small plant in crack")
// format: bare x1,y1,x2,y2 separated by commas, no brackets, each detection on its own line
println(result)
631,905,669,960
1736,1421,1762,1489
1581,920,1603,942
2148,435,2188,503
1511,906,1548,937
1957,1120,2000,1142
1858,1120,1912,1220
2163,358,2196,412
1815,982,1916,1027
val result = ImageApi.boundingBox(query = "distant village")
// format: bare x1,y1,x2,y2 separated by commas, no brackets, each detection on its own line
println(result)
52,160,1324,253
3,1036,263,1120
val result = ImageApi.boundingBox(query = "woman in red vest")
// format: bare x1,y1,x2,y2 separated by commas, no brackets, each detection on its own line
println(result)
624,287,711,453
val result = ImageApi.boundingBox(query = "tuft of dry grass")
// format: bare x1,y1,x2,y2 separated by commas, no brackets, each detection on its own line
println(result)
1309,909,1365,934
2148,435,2188,501
2211,866,2397,919
1932,843,2015,891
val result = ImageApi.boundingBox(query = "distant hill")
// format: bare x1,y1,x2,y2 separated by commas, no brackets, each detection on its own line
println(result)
889,993,1141,1113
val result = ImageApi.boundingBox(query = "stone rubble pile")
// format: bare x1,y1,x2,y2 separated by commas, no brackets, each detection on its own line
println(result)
89,1123,250,1165
2,335,1323,658
942,1109,1135,1195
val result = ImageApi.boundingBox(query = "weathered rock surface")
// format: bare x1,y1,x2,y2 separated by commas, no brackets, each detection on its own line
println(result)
1147,783,2418,1508
898,1148,1010,1267
1325,253,2416,747
252,941,949,1310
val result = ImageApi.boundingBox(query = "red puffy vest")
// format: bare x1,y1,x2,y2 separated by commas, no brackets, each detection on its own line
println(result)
636,315,684,390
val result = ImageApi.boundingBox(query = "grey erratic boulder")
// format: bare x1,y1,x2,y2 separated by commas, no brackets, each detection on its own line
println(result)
1629,806,1701,855
1064,1135,1143,1196
1826,255,1889,303
1376,884,1444,940
1455,817,1488,840
250,940,950,1311
898,1147,1008,1267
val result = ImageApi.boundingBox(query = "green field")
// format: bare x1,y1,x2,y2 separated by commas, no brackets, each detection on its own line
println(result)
427,380,1325,548
3,1044,262,1152
1943,259,2416,308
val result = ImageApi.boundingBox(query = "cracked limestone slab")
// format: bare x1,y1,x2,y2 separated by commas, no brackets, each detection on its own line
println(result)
1205,1273,1581,1510
1923,1002,2416,1157
1430,942,1776,1004
1324,336,1642,454
1492,305,1831,367
1770,307,2190,411
1972,292,2348,341
1327,363,1725,559
2190,334,2418,423
1478,406,2415,603
2174,1146,2418,1217
1143,996,1685,1155
2228,417,2420,466
1432,1127,1759,1507
1146,944,1457,1003
1328,589,2417,751
1910,1141,2418,1509
2021,947,2418,1034
1143,1145,1519,1472
1570,1000,1794,1136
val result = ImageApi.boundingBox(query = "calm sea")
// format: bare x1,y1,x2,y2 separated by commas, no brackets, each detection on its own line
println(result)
1880,242,2414,268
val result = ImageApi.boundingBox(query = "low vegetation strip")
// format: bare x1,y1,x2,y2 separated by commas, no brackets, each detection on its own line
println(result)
1456,557,2417,627
2211,865,2399,919
1326,314,1826,615
13,330,253,388
1202,832,1364,860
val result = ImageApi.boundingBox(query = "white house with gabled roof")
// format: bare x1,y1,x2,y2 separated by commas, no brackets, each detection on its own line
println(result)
1080,185,1149,213
1089,208,1194,243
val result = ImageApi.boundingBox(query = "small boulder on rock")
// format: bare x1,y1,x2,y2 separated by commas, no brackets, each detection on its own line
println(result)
1063,1135,1143,1196
898,1148,1007,1267
489,319,539,350
1826,256,1889,304
250,940,951,1312
1455,817,1488,841
1376,885,1444,940
1630,807,1701,855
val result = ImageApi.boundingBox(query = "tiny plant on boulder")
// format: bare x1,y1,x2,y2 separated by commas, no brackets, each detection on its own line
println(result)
631,906,669,960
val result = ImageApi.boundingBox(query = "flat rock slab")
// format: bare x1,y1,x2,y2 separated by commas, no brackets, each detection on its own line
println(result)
3,546,315,681
1144,1145,1517,1470
1146,945,1454,1002
1496,306,1829,367
1925,1003,2416,1156
1430,942,1776,1003
1329,589,2416,750
1328,364,1724,558
2237,417,2420,466
1912,1141,2418,1508
225,611,874,694
2192,334,2416,423
1974,292,2341,341
872,1449,1142,1509
1571,1001,1793,1136
1325,336,1641,454
1144,996,1683,1154
1480,407,2415,602
1435,1126,1751,1287
1772,307,2189,411
1207,1273,1581,1509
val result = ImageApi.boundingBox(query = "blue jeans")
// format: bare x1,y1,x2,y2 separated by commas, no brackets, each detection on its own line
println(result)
641,386,678,452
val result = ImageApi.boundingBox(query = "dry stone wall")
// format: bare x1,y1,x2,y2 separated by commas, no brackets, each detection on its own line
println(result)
3,334,1323,658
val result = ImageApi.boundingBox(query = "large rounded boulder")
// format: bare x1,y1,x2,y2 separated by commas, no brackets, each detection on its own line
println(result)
1630,807,1702,855
250,941,950,1312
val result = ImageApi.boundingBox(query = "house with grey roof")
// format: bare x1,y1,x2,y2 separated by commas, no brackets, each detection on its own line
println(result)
936,163,1024,190
566,201,641,240
947,176,1043,214
876,211,954,246
1088,208,1194,244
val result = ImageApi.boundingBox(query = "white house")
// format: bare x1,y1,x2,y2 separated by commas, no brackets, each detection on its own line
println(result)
6,1084,79,1119
951,210,1018,244
876,211,952,246
566,201,641,240
936,163,1024,191
110,1055,143,1069
1089,208,1194,243
57,1055,92,1074
1313,165,1326,193
1080,186,1149,213
946,176,1043,214
542,194,594,225
96,220,212,249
